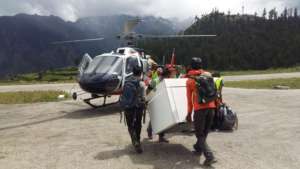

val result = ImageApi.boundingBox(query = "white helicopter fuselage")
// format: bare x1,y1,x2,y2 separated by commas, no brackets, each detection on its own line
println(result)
78,47,148,95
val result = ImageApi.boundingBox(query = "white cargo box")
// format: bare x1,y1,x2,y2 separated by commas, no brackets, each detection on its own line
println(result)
148,78,191,134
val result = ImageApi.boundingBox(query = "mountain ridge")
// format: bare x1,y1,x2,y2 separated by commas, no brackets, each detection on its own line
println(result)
0,13,182,77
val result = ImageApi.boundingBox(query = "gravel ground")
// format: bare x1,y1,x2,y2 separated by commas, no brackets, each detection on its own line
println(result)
0,86,300,169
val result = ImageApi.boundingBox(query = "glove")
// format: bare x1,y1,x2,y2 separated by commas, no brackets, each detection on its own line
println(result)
186,113,192,123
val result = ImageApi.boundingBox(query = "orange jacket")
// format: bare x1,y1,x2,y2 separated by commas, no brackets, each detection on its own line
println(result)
186,69,216,115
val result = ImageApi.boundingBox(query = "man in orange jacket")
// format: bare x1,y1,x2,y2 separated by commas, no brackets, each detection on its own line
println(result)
186,57,217,166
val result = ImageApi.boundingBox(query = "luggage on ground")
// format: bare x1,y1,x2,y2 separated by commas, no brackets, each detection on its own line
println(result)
213,104,238,130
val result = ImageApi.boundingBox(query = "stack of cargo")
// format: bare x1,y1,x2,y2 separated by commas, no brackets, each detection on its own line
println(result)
147,78,191,134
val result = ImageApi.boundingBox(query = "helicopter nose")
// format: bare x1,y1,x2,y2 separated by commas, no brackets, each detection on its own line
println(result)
103,74,120,91
79,73,120,94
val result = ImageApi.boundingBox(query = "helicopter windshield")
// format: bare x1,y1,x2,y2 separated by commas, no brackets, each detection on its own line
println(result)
84,55,123,75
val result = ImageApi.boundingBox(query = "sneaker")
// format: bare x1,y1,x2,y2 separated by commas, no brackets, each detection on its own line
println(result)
158,137,169,143
193,144,201,151
203,158,217,166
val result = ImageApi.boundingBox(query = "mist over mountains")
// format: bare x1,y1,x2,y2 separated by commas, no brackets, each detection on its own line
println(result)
0,14,183,77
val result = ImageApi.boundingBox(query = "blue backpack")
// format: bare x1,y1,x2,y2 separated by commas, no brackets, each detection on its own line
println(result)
119,79,141,109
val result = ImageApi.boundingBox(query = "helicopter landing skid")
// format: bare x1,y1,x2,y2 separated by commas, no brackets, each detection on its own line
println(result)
83,95,118,108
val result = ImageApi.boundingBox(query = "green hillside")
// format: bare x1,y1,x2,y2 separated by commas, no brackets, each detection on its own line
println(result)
139,8,300,71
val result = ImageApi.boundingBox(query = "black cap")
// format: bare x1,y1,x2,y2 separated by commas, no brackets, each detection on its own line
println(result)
190,57,202,69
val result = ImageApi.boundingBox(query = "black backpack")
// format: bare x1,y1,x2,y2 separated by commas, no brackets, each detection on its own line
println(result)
119,78,141,110
194,75,218,103
218,104,238,130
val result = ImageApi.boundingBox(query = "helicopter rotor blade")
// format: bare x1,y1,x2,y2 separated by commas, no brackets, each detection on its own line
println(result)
51,37,104,44
141,34,217,39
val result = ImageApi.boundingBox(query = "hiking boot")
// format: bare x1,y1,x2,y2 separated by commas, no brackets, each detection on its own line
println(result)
193,144,202,155
192,144,202,156
203,158,217,166
158,137,169,143
134,143,143,154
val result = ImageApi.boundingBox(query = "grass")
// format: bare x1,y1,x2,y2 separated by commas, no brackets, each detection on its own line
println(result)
221,66,300,76
1,66,300,85
225,77,300,89
0,91,70,104
0,67,78,85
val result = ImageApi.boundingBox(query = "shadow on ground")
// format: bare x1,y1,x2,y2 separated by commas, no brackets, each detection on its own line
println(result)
63,103,121,119
0,104,120,131
94,139,214,169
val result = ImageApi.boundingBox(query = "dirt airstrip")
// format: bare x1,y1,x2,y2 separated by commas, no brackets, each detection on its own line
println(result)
0,73,300,169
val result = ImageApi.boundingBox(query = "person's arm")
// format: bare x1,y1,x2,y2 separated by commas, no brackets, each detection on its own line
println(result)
220,79,224,102
140,81,146,101
186,79,193,122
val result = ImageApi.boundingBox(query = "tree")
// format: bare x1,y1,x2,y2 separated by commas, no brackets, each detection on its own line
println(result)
268,9,273,20
283,7,288,19
262,8,267,19
294,8,298,18
268,8,277,20
227,10,231,22
138,8,300,71
194,15,200,22
274,8,278,20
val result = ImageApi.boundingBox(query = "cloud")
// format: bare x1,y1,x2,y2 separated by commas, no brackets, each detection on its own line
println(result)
0,0,299,21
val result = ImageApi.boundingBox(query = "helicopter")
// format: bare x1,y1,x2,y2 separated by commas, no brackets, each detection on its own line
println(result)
53,18,216,108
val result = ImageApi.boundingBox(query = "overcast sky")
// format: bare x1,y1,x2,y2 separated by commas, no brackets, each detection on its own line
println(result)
0,0,299,21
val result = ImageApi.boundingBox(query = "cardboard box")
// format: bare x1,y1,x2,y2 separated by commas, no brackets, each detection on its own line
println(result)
148,78,190,134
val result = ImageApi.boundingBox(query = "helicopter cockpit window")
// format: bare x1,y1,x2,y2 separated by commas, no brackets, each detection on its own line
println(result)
85,55,123,75
126,57,139,74
118,49,125,54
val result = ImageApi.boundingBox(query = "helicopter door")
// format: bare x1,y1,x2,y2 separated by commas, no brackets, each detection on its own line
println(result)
78,53,92,75
123,57,140,86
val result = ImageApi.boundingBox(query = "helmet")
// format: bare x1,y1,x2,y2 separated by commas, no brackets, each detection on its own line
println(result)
190,57,202,69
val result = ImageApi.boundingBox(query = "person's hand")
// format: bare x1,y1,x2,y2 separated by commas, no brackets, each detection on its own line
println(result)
186,114,192,123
